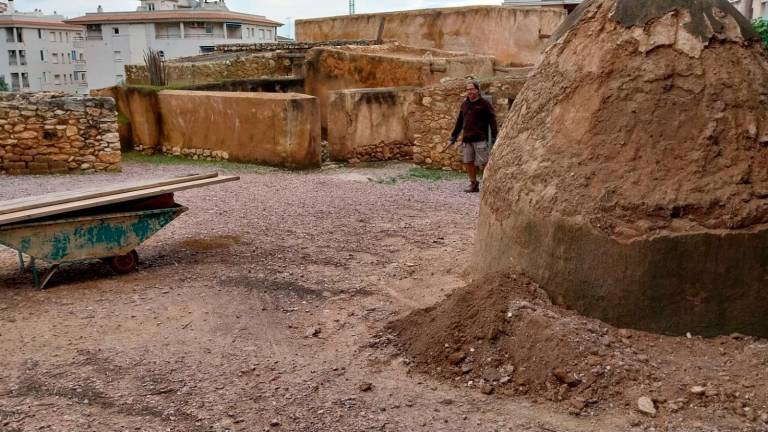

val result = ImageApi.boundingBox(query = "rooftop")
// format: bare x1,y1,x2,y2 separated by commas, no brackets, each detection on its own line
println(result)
65,10,282,27
0,15,83,31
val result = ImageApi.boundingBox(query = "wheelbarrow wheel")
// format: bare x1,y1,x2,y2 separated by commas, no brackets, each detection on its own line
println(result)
108,250,139,275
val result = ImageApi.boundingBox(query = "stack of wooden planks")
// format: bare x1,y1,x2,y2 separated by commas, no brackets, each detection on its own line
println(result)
0,173,239,227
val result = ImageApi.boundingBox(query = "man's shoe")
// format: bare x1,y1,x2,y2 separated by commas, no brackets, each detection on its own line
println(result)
464,181,480,193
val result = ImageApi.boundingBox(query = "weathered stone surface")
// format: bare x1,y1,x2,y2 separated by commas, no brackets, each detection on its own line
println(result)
476,0,768,337
0,92,120,175
296,6,566,66
304,43,495,129
328,87,417,162
157,91,321,169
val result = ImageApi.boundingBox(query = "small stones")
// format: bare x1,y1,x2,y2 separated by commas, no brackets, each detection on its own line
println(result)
637,396,657,417
480,384,494,395
690,386,706,396
358,382,373,392
305,326,321,338
447,351,466,365
552,368,581,387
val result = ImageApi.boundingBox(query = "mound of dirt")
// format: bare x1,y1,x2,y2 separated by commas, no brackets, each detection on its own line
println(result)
484,0,768,239
475,0,768,337
389,273,768,428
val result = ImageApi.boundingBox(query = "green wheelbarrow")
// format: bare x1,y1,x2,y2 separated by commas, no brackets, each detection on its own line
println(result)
0,205,187,289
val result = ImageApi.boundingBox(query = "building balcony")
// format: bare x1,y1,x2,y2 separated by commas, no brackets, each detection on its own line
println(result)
155,34,182,39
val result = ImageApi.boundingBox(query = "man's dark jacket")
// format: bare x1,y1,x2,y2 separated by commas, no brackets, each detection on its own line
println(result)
450,97,499,144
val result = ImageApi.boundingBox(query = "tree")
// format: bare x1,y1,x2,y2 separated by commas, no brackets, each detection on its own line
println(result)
0,76,8,92
753,18,768,50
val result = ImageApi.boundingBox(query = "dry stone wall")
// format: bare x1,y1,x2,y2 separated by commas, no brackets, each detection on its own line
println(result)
408,77,526,170
0,92,120,175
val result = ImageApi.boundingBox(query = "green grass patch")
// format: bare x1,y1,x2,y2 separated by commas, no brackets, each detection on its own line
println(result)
121,151,277,173
376,167,464,184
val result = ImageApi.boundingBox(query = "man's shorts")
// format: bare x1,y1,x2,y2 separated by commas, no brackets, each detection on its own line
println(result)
463,140,489,167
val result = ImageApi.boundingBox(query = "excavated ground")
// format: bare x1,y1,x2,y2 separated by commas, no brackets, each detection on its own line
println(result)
0,158,765,432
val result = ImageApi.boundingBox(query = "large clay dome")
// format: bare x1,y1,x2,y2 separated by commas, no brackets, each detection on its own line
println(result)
476,0,768,336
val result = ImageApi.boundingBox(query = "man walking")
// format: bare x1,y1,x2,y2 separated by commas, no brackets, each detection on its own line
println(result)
446,79,498,193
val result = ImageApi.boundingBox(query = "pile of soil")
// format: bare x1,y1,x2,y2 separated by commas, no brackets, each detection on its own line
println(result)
484,0,768,240
389,273,768,428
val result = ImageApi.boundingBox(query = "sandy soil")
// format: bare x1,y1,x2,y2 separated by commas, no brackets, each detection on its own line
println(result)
0,160,718,432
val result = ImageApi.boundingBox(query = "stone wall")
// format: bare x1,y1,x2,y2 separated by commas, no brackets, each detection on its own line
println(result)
304,43,496,130
327,87,417,162
92,86,162,154
157,91,321,169
125,52,298,86
408,77,526,170
0,92,120,175
296,6,566,66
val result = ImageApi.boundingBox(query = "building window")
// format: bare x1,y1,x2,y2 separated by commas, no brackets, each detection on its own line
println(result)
10,73,20,91
113,27,120,35
147,3,155,11
259,29,265,40
16,28,22,43
38,29,42,39
18,50,26,66
40,50,45,62
52,53,59,64
54,74,61,85
200,46,215,53
116,74,124,84
58,32,63,42
114,51,123,62
267,29,273,40
49,32,56,42
7,50,17,66
21,73,29,89
69,74,73,83
205,23,214,34
66,32,70,43
5,28,15,43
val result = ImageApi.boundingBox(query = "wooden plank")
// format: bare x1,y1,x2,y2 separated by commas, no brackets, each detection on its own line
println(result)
0,173,219,216
0,175,239,227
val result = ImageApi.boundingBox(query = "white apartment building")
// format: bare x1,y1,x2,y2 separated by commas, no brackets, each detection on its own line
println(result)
0,2,87,94
66,0,282,91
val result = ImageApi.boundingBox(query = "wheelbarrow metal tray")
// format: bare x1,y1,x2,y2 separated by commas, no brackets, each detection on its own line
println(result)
0,205,187,264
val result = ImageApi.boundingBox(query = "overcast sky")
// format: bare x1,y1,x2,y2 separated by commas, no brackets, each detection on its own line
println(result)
18,0,500,37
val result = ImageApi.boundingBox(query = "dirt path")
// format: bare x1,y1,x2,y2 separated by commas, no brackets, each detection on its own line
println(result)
1,161,632,431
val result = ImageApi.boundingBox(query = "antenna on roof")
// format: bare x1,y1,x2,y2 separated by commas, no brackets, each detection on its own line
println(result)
349,0,355,15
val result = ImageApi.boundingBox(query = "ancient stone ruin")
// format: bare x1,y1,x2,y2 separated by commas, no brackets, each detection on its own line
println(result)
0,93,120,175
476,0,768,337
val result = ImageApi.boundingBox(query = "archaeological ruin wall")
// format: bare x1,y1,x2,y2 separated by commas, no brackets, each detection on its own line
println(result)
157,91,321,169
327,87,417,162
296,6,566,66
305,43,495,130
0,93,120,175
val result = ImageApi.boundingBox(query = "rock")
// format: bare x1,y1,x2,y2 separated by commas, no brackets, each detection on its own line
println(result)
269,419,281,427
552,368,581,387
637,396,656,417
359,382,373,392
480,384,494,395
482,368,501,382
461,365,473,374
438,398,454,405
305,327,321,338
690,386,706,396
760,412,768,423
447,351,466,365
499,376,511,385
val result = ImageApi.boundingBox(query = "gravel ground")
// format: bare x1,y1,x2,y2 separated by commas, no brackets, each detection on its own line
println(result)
0,160,632,432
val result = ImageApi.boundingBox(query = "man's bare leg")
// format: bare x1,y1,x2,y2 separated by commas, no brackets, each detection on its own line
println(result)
465,163,480,192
